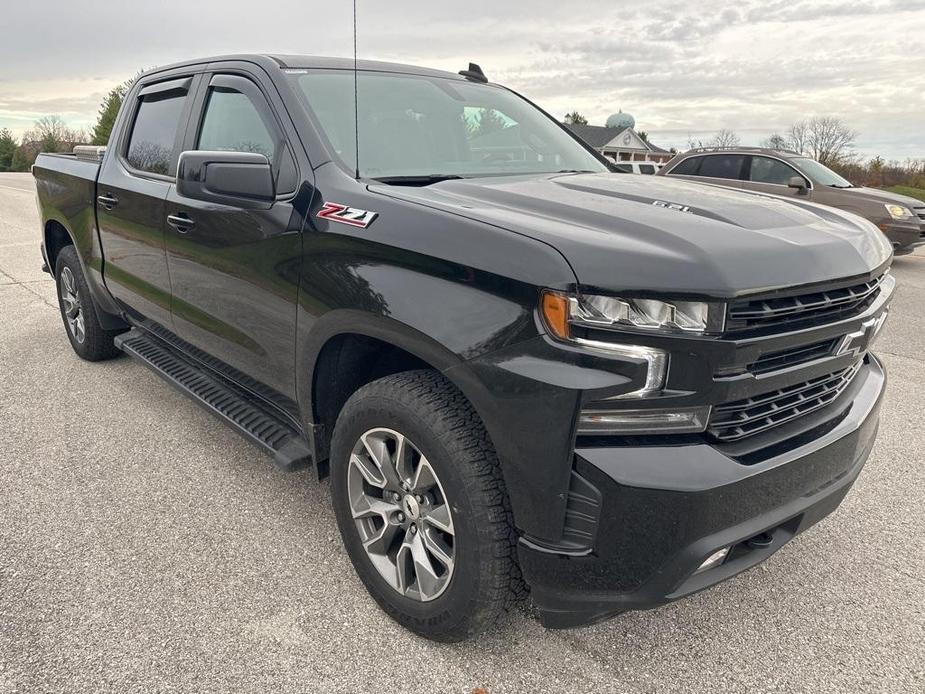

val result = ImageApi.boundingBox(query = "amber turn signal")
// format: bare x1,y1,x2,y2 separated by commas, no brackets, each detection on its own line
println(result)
541,291,570,340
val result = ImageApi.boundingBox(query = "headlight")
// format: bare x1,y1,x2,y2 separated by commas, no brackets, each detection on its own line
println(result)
885,203,913,220
542,291,724,399
542,290,724,336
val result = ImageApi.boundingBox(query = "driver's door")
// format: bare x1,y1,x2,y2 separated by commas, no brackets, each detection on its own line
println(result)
164,70,304,405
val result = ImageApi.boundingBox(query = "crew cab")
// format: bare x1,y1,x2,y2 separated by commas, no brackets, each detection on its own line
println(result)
33,55,894,641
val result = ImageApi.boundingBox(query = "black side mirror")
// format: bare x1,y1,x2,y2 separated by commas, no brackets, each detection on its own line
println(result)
787,175,809,194
177,150,275,209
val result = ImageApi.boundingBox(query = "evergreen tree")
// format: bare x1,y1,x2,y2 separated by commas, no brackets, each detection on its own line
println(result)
0,128,16,171
91,83,129,145
564,111,588,125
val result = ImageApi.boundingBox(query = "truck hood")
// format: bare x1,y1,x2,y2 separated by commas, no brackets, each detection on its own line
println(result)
372,173,892,297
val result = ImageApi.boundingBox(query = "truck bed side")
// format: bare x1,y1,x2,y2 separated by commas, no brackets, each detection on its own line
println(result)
33,152,124,326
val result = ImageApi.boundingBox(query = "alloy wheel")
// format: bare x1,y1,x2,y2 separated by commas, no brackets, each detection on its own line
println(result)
60,267,85,344
347,427,456,602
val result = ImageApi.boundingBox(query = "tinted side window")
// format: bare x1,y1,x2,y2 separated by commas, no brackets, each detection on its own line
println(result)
639,164,656,175
669,156,701,175
698,155,745,180
197,88,276,160
749,156,800,185
126,92,187,175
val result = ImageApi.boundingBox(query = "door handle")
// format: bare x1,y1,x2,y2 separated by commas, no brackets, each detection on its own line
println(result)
97,194,118,210
167,213,195,233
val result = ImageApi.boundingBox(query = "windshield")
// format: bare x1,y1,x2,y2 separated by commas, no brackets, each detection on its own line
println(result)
286,69,608,180
792,157,853,188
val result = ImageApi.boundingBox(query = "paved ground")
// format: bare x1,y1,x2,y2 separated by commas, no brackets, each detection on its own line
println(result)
1,171,923,693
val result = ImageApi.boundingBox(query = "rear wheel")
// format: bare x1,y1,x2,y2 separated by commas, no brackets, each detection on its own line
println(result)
330,370,524,641
54,246,121,361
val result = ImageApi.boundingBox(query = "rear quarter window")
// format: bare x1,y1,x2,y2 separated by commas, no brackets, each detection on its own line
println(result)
126,91,187,176
668,156,701,175
698,155,746,180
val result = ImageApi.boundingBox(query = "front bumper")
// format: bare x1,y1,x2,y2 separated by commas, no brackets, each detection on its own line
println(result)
519,354,885,629
882,221,925,254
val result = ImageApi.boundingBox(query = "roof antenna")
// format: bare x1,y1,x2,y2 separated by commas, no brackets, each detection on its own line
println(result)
459,62,488,83
353,0,360,179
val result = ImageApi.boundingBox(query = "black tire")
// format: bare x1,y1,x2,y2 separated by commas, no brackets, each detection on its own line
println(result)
330,369,525,641
54,246,122,361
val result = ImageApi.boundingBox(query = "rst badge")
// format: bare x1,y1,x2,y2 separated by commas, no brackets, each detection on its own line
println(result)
317,202,378,228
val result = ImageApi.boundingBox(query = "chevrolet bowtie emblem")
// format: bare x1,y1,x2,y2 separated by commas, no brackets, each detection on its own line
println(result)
835,312,888,359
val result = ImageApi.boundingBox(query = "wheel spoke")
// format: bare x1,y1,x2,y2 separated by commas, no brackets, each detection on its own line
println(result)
392,433,414,485
349,452,386,489
411,455,438,493
350,493,399,521
362,432,404,491
362,518,402,556
424,503,454,535
421,527,453,569
409,531,442,599
73,313,85,342
395,532,414,594
61,268,75,295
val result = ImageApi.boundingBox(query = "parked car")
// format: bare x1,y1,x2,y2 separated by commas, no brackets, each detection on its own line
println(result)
658,147,925,254
613,161,660,175
33,55,894,642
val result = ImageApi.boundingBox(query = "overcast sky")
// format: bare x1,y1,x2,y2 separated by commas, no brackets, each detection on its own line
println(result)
1,0,923,160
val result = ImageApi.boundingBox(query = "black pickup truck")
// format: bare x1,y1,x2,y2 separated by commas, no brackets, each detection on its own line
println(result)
33,54,894,642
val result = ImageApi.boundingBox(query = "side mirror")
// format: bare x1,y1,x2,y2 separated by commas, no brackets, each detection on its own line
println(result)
177,150,275,209
787,176,809,194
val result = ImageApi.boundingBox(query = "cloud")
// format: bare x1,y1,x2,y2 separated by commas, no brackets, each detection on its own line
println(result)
0,0,922,159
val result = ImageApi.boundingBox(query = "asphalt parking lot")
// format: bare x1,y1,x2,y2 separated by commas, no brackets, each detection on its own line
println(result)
1,170,923,693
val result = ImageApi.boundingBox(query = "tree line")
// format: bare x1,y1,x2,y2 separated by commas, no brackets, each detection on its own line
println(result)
0,80,129,172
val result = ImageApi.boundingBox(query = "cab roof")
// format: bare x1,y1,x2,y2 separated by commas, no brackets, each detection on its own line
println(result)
145,54,469,82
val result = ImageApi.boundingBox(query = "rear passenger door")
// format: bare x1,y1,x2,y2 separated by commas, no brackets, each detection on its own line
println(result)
97,74,199,328
164,69,305,405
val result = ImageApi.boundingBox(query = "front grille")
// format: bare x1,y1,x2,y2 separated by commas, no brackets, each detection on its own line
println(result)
914,206,925,222
747,338,839,375
726,273,886,334
708,361,862,442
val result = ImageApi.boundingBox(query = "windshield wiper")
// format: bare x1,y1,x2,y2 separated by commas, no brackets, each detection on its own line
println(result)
371,174,464,186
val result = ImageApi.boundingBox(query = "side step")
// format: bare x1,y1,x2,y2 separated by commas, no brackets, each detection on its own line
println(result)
114,329,312,472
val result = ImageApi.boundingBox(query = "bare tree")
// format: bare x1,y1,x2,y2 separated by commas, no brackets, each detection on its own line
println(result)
761,133,789,150
23,115,87,153
787,121,810,156
707,128,740,148
685,133,704,150
801,116,857,165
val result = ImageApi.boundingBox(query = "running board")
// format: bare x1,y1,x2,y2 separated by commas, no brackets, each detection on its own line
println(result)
114,329,312,472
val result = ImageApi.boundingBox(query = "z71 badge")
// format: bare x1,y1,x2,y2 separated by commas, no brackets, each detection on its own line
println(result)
317,202,378,228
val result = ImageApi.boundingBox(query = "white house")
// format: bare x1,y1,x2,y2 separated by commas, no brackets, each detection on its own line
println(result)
564,112,673,165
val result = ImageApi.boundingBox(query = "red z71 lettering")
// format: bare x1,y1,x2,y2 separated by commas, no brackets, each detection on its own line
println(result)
317,202,378,228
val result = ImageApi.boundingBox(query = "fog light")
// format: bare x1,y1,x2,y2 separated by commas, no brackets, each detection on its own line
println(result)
695,547,730,574
576,406,710,435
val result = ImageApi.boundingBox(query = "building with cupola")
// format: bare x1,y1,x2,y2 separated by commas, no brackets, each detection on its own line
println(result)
563,110,673,165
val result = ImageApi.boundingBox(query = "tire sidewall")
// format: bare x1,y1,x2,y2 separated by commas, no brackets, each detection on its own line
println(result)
331,390,489,639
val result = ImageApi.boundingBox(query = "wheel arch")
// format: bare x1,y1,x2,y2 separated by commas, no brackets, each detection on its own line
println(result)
298,310,499,472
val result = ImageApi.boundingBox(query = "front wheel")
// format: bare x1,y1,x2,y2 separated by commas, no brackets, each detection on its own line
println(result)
330,370,524,641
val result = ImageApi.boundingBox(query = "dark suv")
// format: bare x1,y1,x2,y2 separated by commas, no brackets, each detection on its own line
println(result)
658,147,925,254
